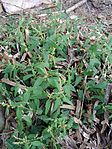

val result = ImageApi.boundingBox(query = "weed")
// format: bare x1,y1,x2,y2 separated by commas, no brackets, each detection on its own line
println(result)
0,11,112,149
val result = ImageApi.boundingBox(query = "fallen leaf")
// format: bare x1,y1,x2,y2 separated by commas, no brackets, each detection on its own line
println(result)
20,52,27,62
0,106,5,132
60,104,75,110
93,101,100,123
75,100,81,118
74,117,82,125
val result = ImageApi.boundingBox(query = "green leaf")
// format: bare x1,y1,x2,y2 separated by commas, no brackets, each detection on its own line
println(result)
41,80,49,90
23,74,34,81
63,96,73,105
48,77,59,90
34,77,43,86
23,91,30,102
52,99,61,113
24,144,30,149
89,44,97,53
72,123,79,129
7,142,14,149
14,86,20,97
16,107,22,120
78,90,83,101
108,55,112,63
33,86,43,97
37,67,46,75
23,115,32,127
43,51,49,67
52,107,60,118
74,76,82,87
23,67,32,73
64,84,70,98
70,84,76,92
45,100,51,115
31,141,43,147
89,58,100,66
95,82,107,89
17,120,23,132
105,104,112,110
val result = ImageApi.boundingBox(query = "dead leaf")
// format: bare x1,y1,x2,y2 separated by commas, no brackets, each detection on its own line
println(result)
74,117,82,125
2,51,16,64
82,131,90,139
0,106,5,132
62,136,78,149
82,125,95,134
96,132,100,146
93,101,100,123
3,51,10,62
76,127,82,142
75,100,81,118
20,52,32,62
101,112,109,133
20,52,27,62
25,27,29,43
60,104,75,111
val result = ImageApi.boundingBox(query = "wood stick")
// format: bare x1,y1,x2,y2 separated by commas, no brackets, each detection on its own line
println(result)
105,83,112,103
60,104,75,110
1,78,27,90
38,0,87,17
66,0,87,13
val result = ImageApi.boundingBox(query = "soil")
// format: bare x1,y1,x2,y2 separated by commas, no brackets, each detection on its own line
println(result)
0,1,112,22
59,0,112,30
60,0,112,12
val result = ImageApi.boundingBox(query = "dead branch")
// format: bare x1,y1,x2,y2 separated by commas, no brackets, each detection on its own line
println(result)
105,83,112,103
66,0,87,13
60,104,75,110
38,0,87,17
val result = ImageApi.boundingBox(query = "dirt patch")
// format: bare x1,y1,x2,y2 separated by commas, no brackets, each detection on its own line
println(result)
61,0,112,24
60,0,112,12
0,1,112,20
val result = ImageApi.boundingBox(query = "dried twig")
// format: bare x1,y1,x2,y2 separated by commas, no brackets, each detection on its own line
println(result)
38,0,87,17
79,75,87,119
105,83,112,103
1,78,27,90
66,0,87,13
60,104,75,110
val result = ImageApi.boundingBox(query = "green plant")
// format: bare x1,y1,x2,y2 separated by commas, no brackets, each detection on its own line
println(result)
0,10,112,149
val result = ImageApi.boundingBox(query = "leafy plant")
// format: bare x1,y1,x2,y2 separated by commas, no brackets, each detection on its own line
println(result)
0,9,112,149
